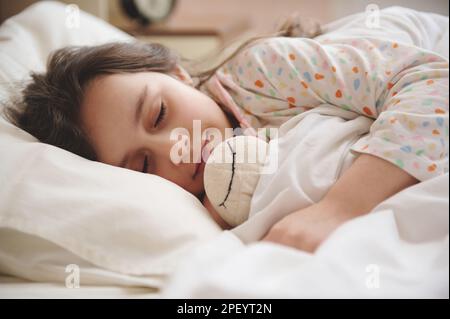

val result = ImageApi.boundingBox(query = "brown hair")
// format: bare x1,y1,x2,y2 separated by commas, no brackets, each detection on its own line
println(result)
189,13,321,87
2,14,321,161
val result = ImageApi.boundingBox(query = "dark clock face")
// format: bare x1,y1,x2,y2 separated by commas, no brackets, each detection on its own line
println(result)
121,0,176,25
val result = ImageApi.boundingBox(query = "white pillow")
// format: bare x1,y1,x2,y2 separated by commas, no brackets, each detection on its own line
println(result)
0,1,221,285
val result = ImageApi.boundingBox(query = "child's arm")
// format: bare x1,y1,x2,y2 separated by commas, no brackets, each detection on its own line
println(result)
262,153,418,252
217,37,448,182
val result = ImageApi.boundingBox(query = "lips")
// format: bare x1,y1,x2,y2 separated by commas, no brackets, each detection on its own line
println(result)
193,160,205,179
192,138,211,178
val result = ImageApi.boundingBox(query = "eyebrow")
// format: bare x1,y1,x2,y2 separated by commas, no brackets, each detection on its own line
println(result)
119,85,148,168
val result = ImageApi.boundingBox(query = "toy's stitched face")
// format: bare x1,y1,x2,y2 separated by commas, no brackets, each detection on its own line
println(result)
218,140,237,209
80,71,233,198
204,136,269,227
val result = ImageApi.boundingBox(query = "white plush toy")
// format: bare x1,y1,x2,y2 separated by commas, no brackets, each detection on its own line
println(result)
203,135,269,227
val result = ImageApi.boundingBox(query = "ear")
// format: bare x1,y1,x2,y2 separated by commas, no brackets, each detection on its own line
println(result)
171,64,194,87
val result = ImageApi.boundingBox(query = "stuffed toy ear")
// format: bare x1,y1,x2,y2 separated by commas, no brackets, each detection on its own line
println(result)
203,136,269,227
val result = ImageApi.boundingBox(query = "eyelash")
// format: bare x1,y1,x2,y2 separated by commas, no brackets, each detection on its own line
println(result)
142,103,167,173
141,155,149,173
154,102,167,127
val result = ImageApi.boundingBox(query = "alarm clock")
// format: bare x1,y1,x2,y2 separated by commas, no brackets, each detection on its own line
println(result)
121,0,177,26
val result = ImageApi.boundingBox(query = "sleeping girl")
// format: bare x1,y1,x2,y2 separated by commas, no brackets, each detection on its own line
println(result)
4,6,448,253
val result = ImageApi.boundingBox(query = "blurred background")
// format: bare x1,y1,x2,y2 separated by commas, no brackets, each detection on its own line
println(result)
1,0,449,59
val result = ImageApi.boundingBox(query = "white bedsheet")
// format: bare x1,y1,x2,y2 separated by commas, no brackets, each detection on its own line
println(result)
162,172,449,298
0,276,159,299
162,100,449,300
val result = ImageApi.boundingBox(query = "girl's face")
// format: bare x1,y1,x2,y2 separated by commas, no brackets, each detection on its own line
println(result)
80,70,233,198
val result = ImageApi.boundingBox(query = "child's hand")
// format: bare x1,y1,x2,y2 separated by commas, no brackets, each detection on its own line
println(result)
261,200,356,253
262,154,419,252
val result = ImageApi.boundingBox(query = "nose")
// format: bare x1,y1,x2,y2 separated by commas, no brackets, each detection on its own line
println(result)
148,130,189,168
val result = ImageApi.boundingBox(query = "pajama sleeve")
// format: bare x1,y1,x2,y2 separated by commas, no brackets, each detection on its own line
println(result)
217,37,449,181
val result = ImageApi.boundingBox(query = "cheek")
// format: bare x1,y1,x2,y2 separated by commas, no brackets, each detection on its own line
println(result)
169,82,221,122
173,102,211,126
156,162,184,183
162,168,203,195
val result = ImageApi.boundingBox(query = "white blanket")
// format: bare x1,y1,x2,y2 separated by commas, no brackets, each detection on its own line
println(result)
162,104,449,299
162,173,449,298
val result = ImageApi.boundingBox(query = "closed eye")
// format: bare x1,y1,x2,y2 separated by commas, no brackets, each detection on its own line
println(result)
140,103,166,173
154,102,167,127
142,155,149,173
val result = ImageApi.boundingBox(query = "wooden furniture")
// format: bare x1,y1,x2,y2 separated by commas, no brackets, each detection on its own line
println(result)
120,14,252,60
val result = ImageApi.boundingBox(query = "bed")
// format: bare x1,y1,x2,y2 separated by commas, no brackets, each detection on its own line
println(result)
0,2,448,298
0,275,159,299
